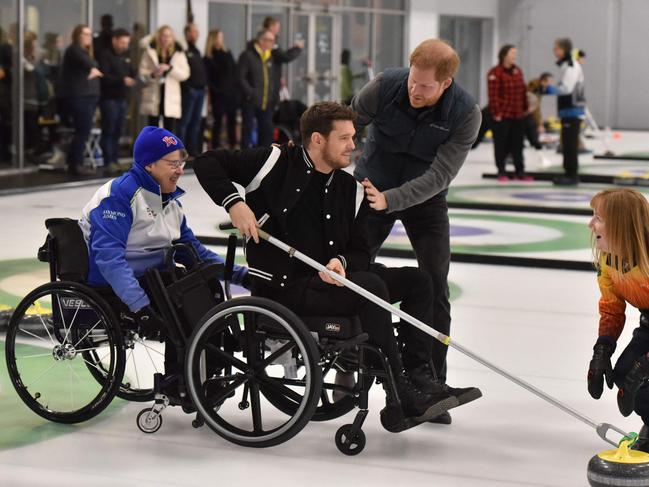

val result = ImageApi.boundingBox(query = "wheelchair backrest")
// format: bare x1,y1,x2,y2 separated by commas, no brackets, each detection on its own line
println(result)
43,218,89,282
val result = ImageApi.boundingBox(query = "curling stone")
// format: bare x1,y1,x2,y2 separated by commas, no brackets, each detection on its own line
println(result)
587,437,649,487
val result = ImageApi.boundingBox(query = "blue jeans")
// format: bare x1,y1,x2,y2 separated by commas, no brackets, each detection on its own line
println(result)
99,99,127,165
241,103,274,148
363,193,451,381
65,96,98,171
177,87,205,155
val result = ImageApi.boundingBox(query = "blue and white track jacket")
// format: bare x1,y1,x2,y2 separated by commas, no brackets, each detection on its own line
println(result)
79,164,247,312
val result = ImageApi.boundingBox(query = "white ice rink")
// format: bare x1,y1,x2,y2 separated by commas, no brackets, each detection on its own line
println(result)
1,137,645,486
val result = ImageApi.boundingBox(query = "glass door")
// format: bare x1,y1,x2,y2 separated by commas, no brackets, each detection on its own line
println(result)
290,11,338,106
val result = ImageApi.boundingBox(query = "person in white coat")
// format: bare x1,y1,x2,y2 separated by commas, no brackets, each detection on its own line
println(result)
138,25,189,133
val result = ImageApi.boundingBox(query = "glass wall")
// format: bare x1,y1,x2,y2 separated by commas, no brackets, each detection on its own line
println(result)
208,2,247,62
0,0,149,172
206,0,405,105
440,16,484,102
0,0,15,168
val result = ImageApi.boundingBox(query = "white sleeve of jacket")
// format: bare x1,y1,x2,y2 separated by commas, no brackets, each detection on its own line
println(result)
556,63,581,95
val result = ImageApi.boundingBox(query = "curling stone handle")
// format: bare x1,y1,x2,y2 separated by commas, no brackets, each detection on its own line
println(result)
597,423,633,447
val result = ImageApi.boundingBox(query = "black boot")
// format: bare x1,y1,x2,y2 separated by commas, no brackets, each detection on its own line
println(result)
408,362,483,407
429,411,452,425
633,425,649,453
380,371,458,432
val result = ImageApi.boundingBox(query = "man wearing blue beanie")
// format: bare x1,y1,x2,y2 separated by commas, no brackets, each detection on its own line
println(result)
79,126,248,343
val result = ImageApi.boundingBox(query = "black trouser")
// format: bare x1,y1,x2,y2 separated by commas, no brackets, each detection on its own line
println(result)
561,117,580,178
259,265,436,374
363,194,451,382
211,92,238,148
148,115,177,133
614,318,649,426
523,114,542,150
492,117,525,175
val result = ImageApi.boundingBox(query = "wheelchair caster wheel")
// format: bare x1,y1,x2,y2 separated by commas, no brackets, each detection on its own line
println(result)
192,418,204,429
137,409,162,434
238,401,250,410
335,424,366,456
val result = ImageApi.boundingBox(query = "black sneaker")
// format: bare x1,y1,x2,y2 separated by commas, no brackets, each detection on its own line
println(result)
408,363,482,406
428,411,452,425
395,371,459,422
442,383,483,406
553,175,579,186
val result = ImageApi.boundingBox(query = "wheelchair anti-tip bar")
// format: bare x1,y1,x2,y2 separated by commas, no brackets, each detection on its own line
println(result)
254,228,631,447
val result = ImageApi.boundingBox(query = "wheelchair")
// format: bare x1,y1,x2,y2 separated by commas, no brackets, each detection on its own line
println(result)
5,218,407,455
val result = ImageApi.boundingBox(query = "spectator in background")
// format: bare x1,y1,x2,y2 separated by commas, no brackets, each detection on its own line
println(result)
487,44,530,182
59,24,102,175
263,16,304,133
524,72,553,150
340,49,367,105
262,17,304,94
546,37,586,186
204,29,238,149
238,29,277,148
177,23,207,157
138,25,189,133
0,27,13,163
93,14,113,60
98,28,136,173
23,31,48,161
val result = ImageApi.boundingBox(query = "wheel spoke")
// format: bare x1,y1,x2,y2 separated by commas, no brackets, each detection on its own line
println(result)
134,339,165,358
17,327,53,344
73,319,104,348
15,352,53,359
256,375,303,404
139,339,161,374
56,293,71,344
36,310,56,345
206,374,247,406
24,360,59,389
249,381,263,433
260,340,296,369
205,343,248,372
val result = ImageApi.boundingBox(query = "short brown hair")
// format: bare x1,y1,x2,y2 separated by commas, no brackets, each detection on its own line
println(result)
300,102,356,146
555,38,572,57
409,39,460,81
263,16,279,29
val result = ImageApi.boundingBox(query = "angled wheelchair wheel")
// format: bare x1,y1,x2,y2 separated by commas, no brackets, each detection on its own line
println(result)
4,282,125,423
185,297,322,448
261,358,360,422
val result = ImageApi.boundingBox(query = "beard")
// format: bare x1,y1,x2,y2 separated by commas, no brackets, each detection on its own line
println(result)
322,145,351,170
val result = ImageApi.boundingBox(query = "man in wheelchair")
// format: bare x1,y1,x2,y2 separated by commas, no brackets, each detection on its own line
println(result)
79,126,249,390
193,101,481,432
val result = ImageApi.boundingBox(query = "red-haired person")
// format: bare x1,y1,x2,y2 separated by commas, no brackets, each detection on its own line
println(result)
587,188,649,451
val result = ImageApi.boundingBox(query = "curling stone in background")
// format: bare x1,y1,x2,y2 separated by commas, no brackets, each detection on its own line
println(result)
587,435,649,487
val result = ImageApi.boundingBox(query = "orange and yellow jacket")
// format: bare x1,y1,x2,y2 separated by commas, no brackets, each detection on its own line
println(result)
597,256,649,341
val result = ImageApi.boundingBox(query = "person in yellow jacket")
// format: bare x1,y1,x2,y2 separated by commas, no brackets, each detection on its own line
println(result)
138,25,189,133
586,188,649,451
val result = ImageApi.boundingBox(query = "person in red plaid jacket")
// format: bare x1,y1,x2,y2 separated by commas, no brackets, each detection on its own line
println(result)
487,44,530,181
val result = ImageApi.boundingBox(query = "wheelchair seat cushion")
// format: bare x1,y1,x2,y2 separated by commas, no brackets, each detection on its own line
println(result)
300,315,363,340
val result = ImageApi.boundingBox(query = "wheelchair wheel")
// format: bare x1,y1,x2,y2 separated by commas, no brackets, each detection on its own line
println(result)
85,328,163,402
4,282,125,423
185,296,322,448
261,360,359,422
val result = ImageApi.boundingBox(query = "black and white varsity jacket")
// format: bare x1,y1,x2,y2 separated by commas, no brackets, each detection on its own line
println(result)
193,144,371,290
